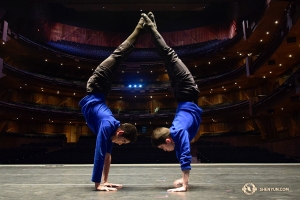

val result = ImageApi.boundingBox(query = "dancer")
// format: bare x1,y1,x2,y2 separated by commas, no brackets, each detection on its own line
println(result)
142,12,202,192
79,17,145,191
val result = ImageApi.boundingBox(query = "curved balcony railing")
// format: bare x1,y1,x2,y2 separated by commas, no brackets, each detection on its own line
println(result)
0,99,250,120
3,63,85,89
196,6,289,87
3,58,299,120
3,62,172,91
0,101,79,115
253,65,300,111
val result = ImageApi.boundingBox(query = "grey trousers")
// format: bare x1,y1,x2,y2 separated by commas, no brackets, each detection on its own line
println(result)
86,41,134,97
153,35,200,103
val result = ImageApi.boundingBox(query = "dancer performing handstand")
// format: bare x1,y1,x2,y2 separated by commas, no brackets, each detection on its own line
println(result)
141,12,202,192
79,17,145,191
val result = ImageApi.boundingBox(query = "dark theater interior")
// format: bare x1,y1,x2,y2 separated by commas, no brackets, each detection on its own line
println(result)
0,0,300,199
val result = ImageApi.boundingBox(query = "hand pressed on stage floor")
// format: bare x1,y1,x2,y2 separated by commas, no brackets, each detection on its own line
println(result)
167,178,186,192
104,182,123,188
167,186,187,192
167,170,189,192
95,182,118,191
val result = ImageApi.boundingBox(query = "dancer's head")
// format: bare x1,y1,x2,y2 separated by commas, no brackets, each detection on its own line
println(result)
112,123,137,145
151,127,175,151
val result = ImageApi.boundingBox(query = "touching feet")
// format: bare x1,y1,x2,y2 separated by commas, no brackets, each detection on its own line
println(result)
141,12,157,32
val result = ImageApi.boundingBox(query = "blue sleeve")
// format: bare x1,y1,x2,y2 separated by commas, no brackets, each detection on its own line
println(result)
173,129,192,171
91,123,112,183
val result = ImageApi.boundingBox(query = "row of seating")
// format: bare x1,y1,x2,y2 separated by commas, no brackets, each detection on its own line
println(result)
1,134,299,164
1,136,177,164
46,39,227,61
195,141,298,163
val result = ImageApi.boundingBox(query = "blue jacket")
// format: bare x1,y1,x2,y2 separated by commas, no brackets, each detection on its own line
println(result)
79,93,120,183
170,102,202,170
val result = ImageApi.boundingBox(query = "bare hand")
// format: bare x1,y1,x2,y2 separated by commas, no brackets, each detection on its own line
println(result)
96,185,117,191
103,182,123,188
167,186,187,192
173,178,183,188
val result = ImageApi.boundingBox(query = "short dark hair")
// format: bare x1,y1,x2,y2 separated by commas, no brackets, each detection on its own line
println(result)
119,123,137,143
151,127,170,146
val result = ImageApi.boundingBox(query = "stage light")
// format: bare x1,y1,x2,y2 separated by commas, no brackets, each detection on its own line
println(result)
129,84,142,88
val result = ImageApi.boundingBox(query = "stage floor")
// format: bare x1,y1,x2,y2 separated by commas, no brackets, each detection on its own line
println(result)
0,164,299,199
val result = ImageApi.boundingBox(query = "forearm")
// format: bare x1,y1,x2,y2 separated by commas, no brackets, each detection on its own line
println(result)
182,170,190,189
102,153,111,183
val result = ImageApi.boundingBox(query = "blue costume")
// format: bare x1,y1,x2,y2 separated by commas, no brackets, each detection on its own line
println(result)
79,41,133,183
79,93,120,182
152,29,202,170
170,102,202,170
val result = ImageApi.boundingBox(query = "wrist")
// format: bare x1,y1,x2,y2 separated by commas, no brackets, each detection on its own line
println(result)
182,183,188,189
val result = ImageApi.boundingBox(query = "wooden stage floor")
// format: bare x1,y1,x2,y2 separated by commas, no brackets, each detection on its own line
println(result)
0,164,299,199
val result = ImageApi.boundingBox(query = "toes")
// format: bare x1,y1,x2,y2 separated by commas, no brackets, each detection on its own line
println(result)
141,13,152,23
148,12,154,17
147,12,157,28
138,17,144,25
